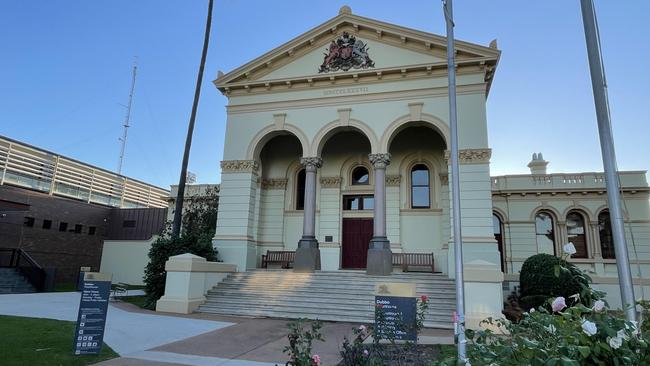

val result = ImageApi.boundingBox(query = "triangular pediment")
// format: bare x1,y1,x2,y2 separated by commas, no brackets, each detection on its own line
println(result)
215,6,500,94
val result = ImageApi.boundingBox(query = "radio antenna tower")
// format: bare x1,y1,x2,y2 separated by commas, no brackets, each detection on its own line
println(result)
118,60,137,175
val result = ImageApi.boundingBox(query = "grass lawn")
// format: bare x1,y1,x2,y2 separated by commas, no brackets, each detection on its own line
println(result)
0,315,118,366
119,295,151,309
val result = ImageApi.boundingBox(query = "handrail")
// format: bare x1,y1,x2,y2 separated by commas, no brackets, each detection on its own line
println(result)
0,248,46,291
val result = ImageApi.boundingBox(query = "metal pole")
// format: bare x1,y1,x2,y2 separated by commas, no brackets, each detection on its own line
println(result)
580,0,636,322
443,0,466,360
172,0,214,236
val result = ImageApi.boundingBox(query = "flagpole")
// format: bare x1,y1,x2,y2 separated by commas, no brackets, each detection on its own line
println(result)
443,0,467,360
579,0,636,322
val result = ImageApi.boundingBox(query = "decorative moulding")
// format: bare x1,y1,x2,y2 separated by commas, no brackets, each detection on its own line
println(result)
439,173,449,185
444,148,492,164
221,160,260,174
261,178,288,190
320,176,342,188
385,175,401,186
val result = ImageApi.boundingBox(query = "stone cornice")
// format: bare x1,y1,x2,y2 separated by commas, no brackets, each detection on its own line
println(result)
385,175,401,186
444,148,491,164
261,178,288,190
220,160,260,174
320,176,342,188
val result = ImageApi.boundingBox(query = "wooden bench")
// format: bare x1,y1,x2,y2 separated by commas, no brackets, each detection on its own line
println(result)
261,250,295,269
392,252,435,273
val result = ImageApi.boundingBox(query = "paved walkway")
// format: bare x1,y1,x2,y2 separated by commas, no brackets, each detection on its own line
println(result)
0,292,453,365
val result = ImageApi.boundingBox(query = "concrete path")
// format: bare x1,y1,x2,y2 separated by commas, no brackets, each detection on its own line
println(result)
0,292,236,364
0,292,453,366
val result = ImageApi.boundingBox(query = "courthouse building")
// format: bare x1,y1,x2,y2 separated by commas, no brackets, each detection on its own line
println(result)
210,6,649,322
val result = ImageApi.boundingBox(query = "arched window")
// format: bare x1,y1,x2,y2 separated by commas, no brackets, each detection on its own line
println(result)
598,210,615,259
535,211,556,255
295,169,306,210
411,164,430,208
351,166,369,185
567,211,588,258
493,213,505,272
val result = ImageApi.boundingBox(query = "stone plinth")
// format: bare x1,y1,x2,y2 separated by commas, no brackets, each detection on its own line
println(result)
156,253,236,314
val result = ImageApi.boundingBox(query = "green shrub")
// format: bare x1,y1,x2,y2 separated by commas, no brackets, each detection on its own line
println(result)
142,186,219,309
519,253,588,309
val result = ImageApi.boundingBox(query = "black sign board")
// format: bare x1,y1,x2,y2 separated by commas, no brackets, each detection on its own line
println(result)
73,273,111,355
375,295,417,341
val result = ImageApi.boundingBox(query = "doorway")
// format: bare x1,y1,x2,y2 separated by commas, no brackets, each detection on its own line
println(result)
341,218,373,269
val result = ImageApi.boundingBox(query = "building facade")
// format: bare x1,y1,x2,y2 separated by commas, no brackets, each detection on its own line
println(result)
493,155,650,308
213,7,505,324
0,136,169,284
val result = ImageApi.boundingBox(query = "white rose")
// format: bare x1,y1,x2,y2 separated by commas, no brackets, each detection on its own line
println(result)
592,300,606,312
609,336,623,349
530,308,535,313
563,242,577,255
581,320,597,336
617,329,630,341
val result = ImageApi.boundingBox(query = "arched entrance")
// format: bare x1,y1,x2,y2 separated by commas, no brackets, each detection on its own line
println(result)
319,128,373,269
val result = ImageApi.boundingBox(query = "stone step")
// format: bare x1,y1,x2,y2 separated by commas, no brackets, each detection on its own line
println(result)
231,271,451,281
209,286,456,299
200,270,456,329
198,303,453,322
215,278,456,289
202,297,456,312
204,291,456,305
207,290,456,304
196,306,453,329
223,278,456,289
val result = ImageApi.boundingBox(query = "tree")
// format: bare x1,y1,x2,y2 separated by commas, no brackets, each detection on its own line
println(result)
143,186,219,309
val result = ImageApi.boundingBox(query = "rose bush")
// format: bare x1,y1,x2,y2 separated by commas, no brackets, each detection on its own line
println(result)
435,298,649,365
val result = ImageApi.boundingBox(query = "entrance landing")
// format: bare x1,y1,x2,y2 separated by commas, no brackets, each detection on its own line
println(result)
198,270,455,329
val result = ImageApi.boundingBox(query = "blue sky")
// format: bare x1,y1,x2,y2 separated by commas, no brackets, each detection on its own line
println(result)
2,1,648,188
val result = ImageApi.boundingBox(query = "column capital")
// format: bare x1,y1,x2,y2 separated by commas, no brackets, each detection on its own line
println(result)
369,153,391,169
220,160,259,174
300,157,323,170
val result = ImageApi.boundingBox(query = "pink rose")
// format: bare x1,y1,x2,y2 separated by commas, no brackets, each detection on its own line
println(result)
311,354,321,366
420,295,429,302
363,349,369,357
551,297,567,312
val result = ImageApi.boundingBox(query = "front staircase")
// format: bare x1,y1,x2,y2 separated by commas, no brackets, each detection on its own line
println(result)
198,270,455,329
0,267,37,294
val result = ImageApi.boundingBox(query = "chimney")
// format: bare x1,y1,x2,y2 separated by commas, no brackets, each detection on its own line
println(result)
528,152,549,175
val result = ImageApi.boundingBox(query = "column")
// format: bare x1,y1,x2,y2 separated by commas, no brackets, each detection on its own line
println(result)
367,153,392,276
294,157,322,272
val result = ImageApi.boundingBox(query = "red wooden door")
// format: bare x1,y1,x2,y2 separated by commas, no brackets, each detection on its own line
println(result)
342,218,373,269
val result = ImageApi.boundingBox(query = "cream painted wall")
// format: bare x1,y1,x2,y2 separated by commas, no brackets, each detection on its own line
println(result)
100,237,156,285
492,171,650,307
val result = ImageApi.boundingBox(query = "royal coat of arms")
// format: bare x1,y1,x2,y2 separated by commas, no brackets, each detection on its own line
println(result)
318,32,375,73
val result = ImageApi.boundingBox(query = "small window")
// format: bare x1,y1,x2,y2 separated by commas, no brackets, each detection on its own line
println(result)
343,195,374,210
598,210,614,259
535,212,556,255
59,222,68,232
411,164,430,208
24,217,35,227
567,211,588,258
296,169,306,210
351,166,369,185
74,224,83,234
42,219,52,230
122,220,136,228
88,226,96,236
